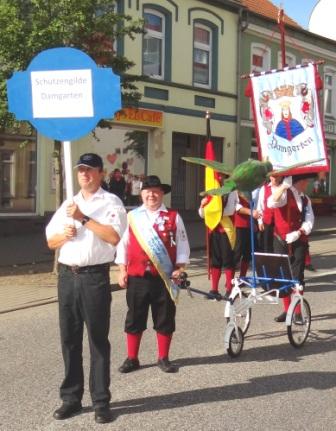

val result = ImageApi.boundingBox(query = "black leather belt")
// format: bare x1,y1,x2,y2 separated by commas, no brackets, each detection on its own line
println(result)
60,263,110,274
129,272,160,279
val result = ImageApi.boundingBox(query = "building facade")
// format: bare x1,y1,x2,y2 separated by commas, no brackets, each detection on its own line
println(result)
2,0,335,221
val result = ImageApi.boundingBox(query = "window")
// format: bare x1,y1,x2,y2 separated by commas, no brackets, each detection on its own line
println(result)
251,44,271,73
0,137,37,213
0,150,15,208
250,129,258,159
143,9,165,79
28,150,37,197
250,44,271,119
193,24,212,88
324,68,336,116
277,51,296,68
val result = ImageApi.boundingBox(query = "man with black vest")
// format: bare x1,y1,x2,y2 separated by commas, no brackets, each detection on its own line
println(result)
46,153,127,424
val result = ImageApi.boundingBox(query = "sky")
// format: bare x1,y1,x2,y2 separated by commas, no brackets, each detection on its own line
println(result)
272,0,319,29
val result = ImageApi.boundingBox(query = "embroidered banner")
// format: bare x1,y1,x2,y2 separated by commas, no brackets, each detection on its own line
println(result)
249,64,329,173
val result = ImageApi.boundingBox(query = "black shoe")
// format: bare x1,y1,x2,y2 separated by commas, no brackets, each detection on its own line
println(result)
223,290,231,301
118,357,140,373
157,357,178,373
293,313,304,325
53,402,82,420
274,311,287,323
206,290,222,301
95,406,112,424
305,264,316,272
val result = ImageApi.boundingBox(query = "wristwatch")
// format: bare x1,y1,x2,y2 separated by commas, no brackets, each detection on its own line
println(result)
81,215,90,225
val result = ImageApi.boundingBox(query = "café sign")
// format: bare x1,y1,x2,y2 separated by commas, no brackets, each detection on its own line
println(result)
115,107,163,128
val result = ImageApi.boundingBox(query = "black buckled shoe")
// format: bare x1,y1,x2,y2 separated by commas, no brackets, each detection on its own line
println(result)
305,264,316,272
53,402,82,420
222,290,232,301
206,290,222,301
293,313,304,325
274,311,287,323
118,357,140,373
157,358,178,373
94,406,113,424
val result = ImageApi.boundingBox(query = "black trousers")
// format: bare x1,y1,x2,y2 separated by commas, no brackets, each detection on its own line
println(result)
57,265,111,407
273,236,307,286
125,275,176,334
234,227,258,265
209,230,234,269
259,223,274,253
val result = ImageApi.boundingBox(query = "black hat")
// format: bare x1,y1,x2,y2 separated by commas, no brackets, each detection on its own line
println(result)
141,175,171,194
292,173,317,183
74,153,103,169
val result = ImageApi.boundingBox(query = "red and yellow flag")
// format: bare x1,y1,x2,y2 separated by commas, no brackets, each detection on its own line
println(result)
203,114,222,230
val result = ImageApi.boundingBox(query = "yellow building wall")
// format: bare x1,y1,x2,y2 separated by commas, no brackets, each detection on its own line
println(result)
38,0,239,213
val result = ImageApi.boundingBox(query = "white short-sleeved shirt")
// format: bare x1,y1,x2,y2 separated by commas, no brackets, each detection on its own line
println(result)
267,186,314,235
198,190,241,219
46,187,127,266
115,204,190,266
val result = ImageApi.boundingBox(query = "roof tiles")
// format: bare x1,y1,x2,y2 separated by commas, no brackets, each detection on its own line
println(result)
240,0,301,28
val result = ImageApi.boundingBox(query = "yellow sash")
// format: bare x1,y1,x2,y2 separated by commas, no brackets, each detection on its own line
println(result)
219,215,236,250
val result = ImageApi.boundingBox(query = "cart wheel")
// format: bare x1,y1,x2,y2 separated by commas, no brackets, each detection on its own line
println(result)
226,326,244,358
229,292,251,335
287,298,311,348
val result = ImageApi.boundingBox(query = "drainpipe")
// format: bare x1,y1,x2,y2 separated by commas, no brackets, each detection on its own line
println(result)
236,7,249,164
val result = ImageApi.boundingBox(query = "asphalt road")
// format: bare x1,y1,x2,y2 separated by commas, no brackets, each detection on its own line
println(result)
1,233,335,431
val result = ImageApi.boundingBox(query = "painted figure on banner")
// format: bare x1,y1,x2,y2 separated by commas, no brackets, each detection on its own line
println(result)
275,100,304,141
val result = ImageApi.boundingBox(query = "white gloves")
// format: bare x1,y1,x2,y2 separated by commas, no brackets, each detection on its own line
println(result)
282,176,292,189
285,230,300,244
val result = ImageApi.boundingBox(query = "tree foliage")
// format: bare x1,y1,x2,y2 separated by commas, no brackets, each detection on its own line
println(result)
0,0,144,133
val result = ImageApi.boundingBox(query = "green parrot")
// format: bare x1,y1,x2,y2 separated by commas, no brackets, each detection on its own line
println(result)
182,157,323,196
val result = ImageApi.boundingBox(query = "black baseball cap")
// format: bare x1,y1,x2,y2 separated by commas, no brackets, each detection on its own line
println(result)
292,173,316,183
74,153,103,169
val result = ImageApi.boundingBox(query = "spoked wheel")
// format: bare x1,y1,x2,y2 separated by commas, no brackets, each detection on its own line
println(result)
287,298,311,348
226,325,244,358
229,292,251,335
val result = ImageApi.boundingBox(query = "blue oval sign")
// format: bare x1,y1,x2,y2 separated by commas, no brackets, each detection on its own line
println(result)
7,47,121,141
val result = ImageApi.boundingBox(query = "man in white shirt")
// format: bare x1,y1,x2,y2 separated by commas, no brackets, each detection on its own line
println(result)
267,173,315,322
116,175,190,374
46,153,127,424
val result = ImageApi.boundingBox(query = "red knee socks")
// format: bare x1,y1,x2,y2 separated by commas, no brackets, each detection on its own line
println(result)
210,267,221,292
126,332,142,359
224,268,235,293
282,295,291,312
156,332,172,359
239,260,249,277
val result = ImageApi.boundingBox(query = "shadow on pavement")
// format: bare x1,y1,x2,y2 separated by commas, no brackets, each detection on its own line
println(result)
110,370,336,417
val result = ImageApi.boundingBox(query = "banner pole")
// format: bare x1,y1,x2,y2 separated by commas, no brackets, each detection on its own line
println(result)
62,140,74,202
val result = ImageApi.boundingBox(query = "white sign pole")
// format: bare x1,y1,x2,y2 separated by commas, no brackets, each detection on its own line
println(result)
62,140,74,202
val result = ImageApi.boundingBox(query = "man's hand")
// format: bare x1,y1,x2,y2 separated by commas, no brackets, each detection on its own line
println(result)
171,268,184,280
258,221,265,232
285,230,300,244
66,203,84,221
252,209,260,219
200,196,212,208
282,176,292,189
118,266,128,288
64,224,77,239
